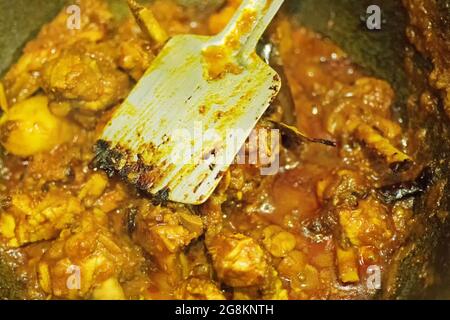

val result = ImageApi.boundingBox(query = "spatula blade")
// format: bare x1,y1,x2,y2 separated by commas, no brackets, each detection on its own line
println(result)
95,35,281,204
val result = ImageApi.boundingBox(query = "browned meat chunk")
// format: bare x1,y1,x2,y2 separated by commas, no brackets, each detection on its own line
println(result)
207,231,269,288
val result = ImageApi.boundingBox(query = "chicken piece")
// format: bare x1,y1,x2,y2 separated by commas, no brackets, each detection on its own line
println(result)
302,265,322,292
95,183,129,214
230,269,289,300
132,202,203,275
175,278,225,300
207,231,269,288
261,225,296,258
41,47,130,112
261,268,289,300
276,250,323,297
3,0,133,115
0,189,82,248
2,0,113,105
404,0,450,116
0,96,75,157
182,241,214,280
117,35,155,81
324,77,411,169
36,211,144,299
338,197,394,248
277,250,307,278
322,169,367,207
0,214,15,241
325,78,395,133
319,169,369,215
78,173,109,202
91,277,126,300
24,142,84,185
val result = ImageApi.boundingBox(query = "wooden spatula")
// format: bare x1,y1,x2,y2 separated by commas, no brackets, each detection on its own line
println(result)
94,0,284,204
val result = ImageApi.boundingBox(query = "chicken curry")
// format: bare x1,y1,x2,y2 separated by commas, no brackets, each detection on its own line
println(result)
0,0,434,299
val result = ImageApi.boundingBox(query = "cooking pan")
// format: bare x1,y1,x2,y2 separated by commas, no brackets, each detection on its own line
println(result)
0,0,449,299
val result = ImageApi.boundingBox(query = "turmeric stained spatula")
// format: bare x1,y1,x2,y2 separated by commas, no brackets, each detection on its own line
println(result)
94,0,284,204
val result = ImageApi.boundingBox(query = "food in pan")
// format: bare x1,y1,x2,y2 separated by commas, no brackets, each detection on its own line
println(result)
0,0,445,299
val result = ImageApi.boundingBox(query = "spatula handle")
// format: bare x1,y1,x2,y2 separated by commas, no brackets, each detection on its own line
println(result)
213,0,285,60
